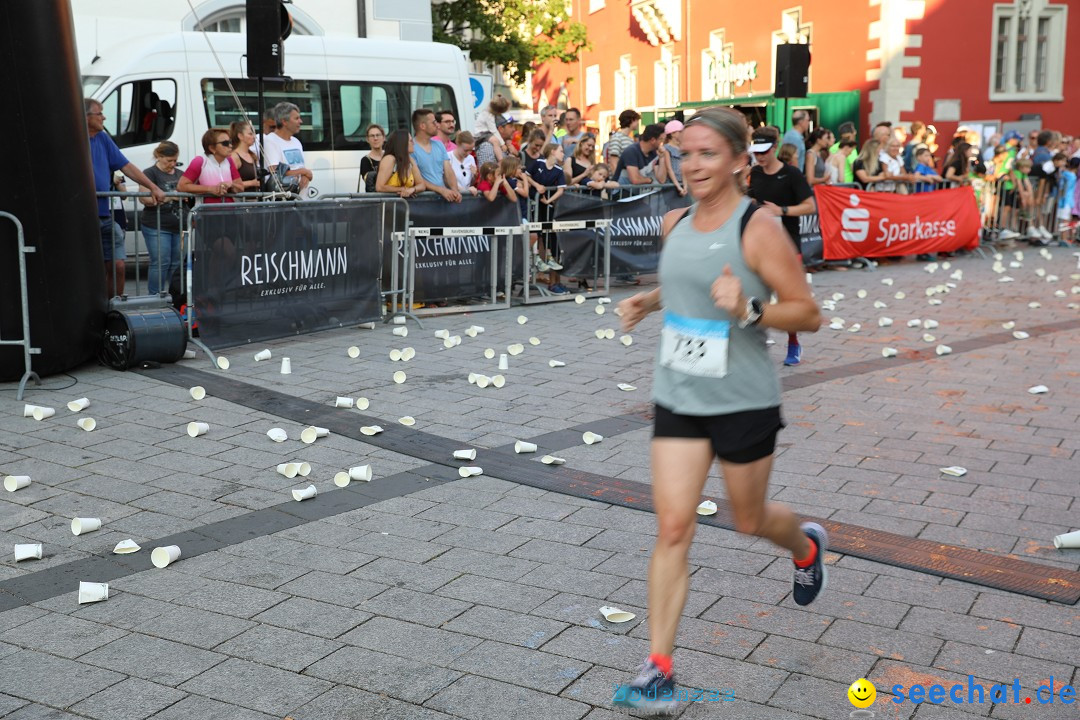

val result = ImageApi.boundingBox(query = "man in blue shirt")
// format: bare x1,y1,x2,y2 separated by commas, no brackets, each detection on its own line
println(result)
410,109,461,203
86,98,165,297
783,110,810,171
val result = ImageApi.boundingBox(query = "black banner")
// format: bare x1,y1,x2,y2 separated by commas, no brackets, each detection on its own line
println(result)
554,187,691,277
403,197,519,303
191,200,383,349
799,212,824,267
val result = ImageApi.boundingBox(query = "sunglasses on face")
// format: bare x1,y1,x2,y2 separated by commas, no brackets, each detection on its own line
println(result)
216,140,233,147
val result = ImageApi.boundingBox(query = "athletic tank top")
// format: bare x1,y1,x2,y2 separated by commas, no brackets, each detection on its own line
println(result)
653,196,781,416
237,153,257,183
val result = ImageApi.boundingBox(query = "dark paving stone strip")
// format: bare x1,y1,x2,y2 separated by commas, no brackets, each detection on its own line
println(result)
782,317,1080,390
0,470,456,613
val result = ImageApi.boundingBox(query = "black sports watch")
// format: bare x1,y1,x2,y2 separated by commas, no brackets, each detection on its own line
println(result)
739,297,764,328
781,205,789,216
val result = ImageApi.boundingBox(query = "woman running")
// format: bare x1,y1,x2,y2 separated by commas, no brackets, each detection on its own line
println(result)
613,106,826,715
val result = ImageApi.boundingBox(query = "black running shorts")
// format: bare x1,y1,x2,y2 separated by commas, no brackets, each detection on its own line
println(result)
653,404,784,464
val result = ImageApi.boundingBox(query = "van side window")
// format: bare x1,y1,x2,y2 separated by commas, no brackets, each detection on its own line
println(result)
100,79,177,148
201,78,330,151
332,82,458,150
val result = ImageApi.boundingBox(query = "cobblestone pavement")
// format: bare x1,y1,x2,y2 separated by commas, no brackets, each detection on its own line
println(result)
0,246,1077,719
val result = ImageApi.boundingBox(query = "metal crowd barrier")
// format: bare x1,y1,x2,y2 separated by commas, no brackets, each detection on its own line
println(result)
0,211,41,400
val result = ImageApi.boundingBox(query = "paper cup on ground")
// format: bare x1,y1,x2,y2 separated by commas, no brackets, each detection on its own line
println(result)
514,441,537,454
475,375,490,388
392,326,408,337
1028,385,1049,394
453,449,477,461
392,316,406,325
393,370,406,384
293,461,311,477
935,345,952,356
517,315,528,325
112,539,140,554
77,418,97,432
575,294,586,304
468,373,478,384
292,484,317,501
465,327,478,338
507,344,524,356
334,471,351,487
189,386,206,401
356,397,370,410
4,476,30,492
67,398,90,412
277,462,300,479
279,357,292,374
335,397,354,408
498,354,509,370
151,545,181,568
1013,331,1030,340
529,337,541,346
389,347,403,361
594,329,605,339
267,428,288,443
183,348,197,359
541,455,566,465
483,348,495,359
216,356,230,370
32,407,55,421
14,543,42,562
549,359,565,368
595,305,605,315
697,500,718,516
21,404,42,417
71,517,101,536
398,416,416,426
617,383,637,391
434,329,450,339
491,375,506,388
939,466,967,477
620,335,633,346
349,464,373,482
78,582,109,604
878,317,893,327
187,422,209,437
599,606,636,623
401,347,416,361
1052,530,1080,549
360,425,383,435
458,466,483,478
603,329,616,340
347,346,361,358
583,431,603,445
254,349,272,361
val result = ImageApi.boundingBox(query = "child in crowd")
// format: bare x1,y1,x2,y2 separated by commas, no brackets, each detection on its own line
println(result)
911,147,943,193
827,139,857,185
1058,156,1076,221
586,164,620,199
530,143,568,293
475,162,502,201
778,143,799,168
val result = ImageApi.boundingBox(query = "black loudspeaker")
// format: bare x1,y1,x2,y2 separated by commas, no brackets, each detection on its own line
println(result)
775,44,810,99
101,308,186,370
246,0,293,79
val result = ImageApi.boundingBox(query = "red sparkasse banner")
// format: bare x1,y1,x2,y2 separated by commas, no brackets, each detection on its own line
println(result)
816,185,981,260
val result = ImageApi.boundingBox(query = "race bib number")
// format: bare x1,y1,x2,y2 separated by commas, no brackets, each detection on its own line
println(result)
659,311,729,378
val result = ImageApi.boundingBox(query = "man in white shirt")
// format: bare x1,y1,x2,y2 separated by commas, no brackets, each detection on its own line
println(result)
263,102,313,195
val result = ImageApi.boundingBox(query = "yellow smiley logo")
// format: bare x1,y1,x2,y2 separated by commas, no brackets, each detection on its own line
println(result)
848,678,876,708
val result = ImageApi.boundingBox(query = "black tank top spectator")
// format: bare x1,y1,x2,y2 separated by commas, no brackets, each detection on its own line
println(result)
228,121,260,193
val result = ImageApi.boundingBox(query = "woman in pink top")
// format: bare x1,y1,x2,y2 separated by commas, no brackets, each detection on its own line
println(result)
178,128,243,203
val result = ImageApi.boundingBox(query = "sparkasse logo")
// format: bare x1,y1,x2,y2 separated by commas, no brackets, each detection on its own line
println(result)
840,194,870,242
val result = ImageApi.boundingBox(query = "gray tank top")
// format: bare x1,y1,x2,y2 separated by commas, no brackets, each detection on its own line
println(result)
653,196,781,415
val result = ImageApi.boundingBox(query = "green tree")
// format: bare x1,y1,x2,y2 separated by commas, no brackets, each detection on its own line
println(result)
433,0,590,84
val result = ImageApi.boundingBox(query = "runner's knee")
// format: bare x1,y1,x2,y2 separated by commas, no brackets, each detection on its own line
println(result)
656,514,696,548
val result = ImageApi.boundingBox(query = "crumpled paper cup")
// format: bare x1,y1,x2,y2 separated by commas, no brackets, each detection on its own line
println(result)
599,605,636,623
292,484,317,501
696,500,718,516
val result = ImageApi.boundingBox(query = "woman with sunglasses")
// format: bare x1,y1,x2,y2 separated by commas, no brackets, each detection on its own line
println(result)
613,107,823,715
178,127,242,203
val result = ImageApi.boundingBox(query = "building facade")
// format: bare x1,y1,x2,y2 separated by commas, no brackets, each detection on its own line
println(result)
533,0,1075,152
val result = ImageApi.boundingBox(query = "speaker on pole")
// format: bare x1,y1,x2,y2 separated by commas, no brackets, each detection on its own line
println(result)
246,0,293,79
775,43,810,99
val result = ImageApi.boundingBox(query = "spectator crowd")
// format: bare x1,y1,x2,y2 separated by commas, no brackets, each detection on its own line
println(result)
88,90,1080,301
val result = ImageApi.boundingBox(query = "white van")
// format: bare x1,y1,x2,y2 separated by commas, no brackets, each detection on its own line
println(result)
83,32,473,198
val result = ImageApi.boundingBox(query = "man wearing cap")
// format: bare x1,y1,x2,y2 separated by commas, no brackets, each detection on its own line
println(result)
783,110,810,171
476,114,517,167
613,123,669,185
828,121,858,184
747,126,816,366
